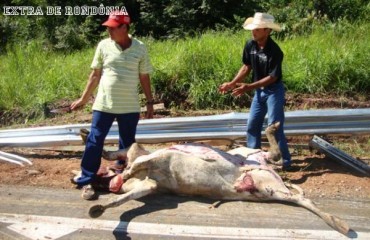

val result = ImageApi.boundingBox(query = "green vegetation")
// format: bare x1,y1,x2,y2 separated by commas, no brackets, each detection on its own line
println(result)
283,21,370,94
1,21,368,119
0,41,93,117
149,22,370,109
1,0,369,124
2,0,368,51
148,31,247,109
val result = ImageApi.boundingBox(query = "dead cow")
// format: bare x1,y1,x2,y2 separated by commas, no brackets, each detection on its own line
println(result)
81,122,349,235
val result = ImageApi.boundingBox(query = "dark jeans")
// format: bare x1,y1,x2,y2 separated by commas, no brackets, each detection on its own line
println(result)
76,111,140,186
246,82,291,165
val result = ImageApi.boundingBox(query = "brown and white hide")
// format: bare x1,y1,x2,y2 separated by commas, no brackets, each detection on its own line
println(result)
79,122,349,235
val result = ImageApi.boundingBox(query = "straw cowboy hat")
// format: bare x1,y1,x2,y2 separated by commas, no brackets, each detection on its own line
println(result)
243,12,281,32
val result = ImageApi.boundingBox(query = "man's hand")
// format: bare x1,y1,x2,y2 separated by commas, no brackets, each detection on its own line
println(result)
70,98,86,111
231,83,253,97
71,69,101,111
145,104,154,119
218,82,235,94
219,65,251,95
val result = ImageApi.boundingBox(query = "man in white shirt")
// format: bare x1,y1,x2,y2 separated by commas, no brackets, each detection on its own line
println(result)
71,10,154,200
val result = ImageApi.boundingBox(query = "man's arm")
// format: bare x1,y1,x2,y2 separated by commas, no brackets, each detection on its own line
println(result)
232,75,277,97
70,69,102,110
219,64,252,93
139,73,154,119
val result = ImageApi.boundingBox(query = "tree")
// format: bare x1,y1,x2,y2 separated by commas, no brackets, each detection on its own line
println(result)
137,0,260,38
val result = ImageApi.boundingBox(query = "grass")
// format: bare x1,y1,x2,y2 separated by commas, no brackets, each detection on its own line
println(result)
0,41,92,115
0,21,368,122
333,136,370,161
147,31,247,109
282,21,370,93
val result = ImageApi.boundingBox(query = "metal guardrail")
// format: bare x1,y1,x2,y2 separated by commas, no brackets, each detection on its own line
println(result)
310,135,370,176
0,151,33,166
0,108,369,147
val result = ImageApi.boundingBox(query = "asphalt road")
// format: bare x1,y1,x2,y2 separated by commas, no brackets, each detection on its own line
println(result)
0,185,369,240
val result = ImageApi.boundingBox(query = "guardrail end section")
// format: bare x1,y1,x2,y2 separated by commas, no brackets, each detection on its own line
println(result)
309,135,370,177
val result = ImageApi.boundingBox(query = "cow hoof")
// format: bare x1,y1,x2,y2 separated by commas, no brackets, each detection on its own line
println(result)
89,204,105,218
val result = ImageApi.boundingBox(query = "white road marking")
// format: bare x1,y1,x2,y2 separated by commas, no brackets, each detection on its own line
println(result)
8,222,78,240
0,213,367,240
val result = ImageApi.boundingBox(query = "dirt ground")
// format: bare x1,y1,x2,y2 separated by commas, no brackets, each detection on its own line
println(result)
0,93,369,200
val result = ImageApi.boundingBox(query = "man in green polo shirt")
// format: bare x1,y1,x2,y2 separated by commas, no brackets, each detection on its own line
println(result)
70,10,154,200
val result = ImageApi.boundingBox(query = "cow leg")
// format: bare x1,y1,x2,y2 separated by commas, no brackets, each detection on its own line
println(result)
271,186,350,235
80,128,129,161
89,177,158,218
284,182,304,196
245,170,349,235
209,200,224,209
102,149,128,161
265,122,283,164
121,154,162,180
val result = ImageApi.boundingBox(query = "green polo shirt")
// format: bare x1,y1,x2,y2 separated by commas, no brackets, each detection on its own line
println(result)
91,37,153,114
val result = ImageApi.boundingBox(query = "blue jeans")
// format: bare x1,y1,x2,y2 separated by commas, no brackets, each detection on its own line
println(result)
246,82,291,165
76,111,140,186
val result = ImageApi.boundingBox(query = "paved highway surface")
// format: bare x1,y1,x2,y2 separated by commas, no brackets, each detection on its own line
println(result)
0,185,369,240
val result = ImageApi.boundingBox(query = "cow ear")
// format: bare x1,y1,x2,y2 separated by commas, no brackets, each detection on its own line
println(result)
127,143,150,161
